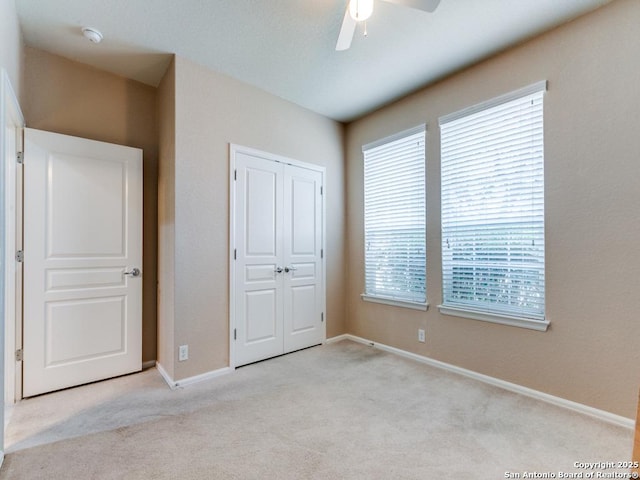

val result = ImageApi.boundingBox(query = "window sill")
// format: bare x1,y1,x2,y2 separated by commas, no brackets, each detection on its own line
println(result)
361,294,428,311
438,305,549,332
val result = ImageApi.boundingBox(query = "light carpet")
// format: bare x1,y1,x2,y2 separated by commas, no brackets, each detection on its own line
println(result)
1,340,633,479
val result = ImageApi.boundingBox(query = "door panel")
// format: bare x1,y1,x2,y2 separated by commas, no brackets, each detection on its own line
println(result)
23,128,142,397
245,290,277,342
48,153,125,257
290,285,317,332
245,167,278,256
46,267,124,290
233,148,324,367
46,296,125,365
290,176,316,255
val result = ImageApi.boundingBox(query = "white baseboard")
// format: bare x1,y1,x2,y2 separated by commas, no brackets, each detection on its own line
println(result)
155,362,177,390
155,361,233,390
336,334,634,430
324,334,350,344
174,367,233,388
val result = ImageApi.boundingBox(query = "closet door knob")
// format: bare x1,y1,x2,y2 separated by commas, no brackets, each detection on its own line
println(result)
124,267,141,277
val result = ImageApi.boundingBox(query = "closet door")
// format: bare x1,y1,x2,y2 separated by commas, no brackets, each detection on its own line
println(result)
233,147,324,367
234,152,284,367
282,165,324,353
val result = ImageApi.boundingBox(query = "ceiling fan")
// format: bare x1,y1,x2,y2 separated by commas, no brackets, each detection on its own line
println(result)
336,0,441,51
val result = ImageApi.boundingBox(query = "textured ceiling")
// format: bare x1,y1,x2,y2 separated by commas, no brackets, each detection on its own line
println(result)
16,0,612,122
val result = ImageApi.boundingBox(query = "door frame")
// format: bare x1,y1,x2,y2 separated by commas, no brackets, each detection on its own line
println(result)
228,144,326,369
1,68,25,460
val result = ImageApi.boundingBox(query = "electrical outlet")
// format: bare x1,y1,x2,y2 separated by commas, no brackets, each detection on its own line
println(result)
179,344,189,361
418,329,426,343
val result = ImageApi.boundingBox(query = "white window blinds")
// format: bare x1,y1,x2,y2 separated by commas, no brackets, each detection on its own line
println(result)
439,83,545,321
364,126,426,305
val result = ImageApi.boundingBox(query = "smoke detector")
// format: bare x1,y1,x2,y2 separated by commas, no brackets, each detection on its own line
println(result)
81,27,103,44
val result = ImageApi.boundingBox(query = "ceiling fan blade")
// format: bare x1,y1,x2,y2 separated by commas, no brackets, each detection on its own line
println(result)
382,0,441,13
336,7,357,51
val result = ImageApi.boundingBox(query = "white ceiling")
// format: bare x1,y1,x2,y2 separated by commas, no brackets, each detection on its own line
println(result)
16,0,612,122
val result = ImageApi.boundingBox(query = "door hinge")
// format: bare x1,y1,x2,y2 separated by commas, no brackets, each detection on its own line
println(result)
16,152,23,164
321,312,324,323
320,186,323,195
234,249,237,260
234,169,237,181
15,250,23,263
15,349,23,361
234,328,237,340
320,249,323,259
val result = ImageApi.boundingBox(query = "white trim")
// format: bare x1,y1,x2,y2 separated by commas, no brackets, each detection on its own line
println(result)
438,305,549,332
228,143,327,369
229,145,236,368
1,69,25,459
0,71,4,465
439,80,547,125
155,362,177,390
362,124,427,152
230,143,328,172
361,294,428,311
155,362,233,390
341,334,634,430
324,334,350,344
174,367,233,388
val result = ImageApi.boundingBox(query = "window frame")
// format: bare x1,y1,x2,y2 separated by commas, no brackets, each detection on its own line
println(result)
438,82,549,331
361,125,428,311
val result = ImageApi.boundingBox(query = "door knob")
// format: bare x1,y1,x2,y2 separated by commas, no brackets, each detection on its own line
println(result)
274,267,284,274
284,266,297,273
124,267,141,277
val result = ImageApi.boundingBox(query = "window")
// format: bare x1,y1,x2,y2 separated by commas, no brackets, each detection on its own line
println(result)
439,82,548,330
362,125,426,309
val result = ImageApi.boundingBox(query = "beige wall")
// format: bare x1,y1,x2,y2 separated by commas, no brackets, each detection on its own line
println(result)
346,0,640,419
158,56,346,380
157,58,176,377
0,0,23,100
22,47,159,363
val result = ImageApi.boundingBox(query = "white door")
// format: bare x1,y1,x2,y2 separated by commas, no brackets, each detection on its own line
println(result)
282,165,324,353
234,154,284,366
23,128,143,397
233,148,324,367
